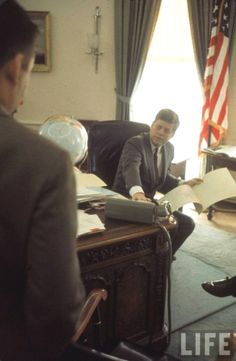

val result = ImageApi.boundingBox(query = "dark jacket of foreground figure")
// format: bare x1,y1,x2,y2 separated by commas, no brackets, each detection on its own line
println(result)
0,110,85,361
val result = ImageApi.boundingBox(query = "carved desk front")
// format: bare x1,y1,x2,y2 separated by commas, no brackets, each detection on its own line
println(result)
76,212,176,352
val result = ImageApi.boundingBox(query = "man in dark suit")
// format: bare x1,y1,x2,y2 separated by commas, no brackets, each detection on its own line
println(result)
0,1,85,360
113,109,202,255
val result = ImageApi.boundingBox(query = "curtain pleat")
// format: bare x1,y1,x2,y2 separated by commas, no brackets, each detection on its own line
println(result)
114,0,162,120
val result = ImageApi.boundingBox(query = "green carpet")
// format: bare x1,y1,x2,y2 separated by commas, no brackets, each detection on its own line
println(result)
181,223,236,276
167,302,236,361
167,223,236,332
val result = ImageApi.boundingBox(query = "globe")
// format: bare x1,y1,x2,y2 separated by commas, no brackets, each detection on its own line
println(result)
39,115,88,165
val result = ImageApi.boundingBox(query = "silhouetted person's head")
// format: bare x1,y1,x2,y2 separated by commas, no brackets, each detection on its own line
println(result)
0,0,38,114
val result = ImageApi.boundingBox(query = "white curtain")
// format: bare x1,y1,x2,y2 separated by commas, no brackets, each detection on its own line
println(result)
130,0,203,176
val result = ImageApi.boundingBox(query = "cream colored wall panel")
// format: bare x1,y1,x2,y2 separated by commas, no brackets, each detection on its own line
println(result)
14,1,236,143
16,0,115,126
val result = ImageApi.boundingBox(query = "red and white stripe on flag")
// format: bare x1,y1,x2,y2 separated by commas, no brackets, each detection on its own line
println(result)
199,0,230,151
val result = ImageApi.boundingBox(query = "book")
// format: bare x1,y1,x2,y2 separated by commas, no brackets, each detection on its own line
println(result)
159,167,236,214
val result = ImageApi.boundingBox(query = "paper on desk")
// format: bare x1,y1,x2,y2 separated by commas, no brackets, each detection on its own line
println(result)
74,167,106,187
89,187,118,197
77,186,103,197
76,186,120,203
77,210,105,237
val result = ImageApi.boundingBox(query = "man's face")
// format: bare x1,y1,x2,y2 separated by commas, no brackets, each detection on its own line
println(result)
14,55,34,113
150,118,176,147
8,54,34,115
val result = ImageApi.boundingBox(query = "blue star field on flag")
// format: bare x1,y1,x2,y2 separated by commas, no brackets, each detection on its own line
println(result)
211,0,230,37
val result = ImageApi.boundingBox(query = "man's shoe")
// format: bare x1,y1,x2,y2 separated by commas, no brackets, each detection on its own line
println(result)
201,277,236,297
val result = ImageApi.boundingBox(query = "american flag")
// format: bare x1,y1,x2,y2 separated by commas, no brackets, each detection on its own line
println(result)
199,0,230,151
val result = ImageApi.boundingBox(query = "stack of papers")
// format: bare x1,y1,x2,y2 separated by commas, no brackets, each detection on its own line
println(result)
77,210,105,237
77,186,105,203
73,168,126,203
77,186,118,203
74,168,111,203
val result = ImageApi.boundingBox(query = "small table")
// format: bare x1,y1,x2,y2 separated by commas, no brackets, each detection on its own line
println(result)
203,149,236,219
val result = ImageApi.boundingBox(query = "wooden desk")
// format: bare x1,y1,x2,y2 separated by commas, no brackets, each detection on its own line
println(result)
76,213,176,352
203,150,236,219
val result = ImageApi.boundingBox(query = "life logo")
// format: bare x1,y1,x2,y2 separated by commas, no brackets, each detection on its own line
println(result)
179,331,236,358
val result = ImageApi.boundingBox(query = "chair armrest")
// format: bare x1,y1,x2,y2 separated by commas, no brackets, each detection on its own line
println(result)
71,288,108,343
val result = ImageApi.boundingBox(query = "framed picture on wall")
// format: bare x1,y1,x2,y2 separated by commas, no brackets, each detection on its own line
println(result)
27,11,51,72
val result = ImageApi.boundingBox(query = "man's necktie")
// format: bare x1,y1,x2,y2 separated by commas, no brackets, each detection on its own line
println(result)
153,147,158,179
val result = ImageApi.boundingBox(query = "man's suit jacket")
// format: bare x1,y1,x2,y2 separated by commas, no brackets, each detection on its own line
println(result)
113,132,179,198
0,110,85,361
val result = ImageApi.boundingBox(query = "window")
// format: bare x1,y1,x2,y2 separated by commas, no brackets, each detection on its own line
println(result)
130,0,203,176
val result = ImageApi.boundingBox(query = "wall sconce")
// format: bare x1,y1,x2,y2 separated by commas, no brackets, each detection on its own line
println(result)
86,6,103,73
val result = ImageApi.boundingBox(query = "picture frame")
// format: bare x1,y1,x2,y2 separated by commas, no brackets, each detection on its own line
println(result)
28,11,51,72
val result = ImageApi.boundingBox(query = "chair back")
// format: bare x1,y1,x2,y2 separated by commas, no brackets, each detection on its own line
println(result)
87,121,150,188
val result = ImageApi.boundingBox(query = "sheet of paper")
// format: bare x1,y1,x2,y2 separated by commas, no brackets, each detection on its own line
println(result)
159,168,236,214
77,210,105,237
193,167,236,212
74,167,106,187
160,185,200,212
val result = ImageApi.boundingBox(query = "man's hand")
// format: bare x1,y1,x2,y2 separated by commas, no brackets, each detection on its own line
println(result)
183,178,203,187
132,192,151,202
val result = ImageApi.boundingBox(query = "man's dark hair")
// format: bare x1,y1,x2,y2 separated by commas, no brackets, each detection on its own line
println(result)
154,108,180,131
0,0,38,69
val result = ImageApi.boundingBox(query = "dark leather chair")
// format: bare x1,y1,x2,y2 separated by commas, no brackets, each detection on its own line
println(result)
69,342,180,361
86,120,150,189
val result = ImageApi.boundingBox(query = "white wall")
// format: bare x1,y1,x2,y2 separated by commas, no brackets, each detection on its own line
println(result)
16,0,236,145
17,0,116,128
